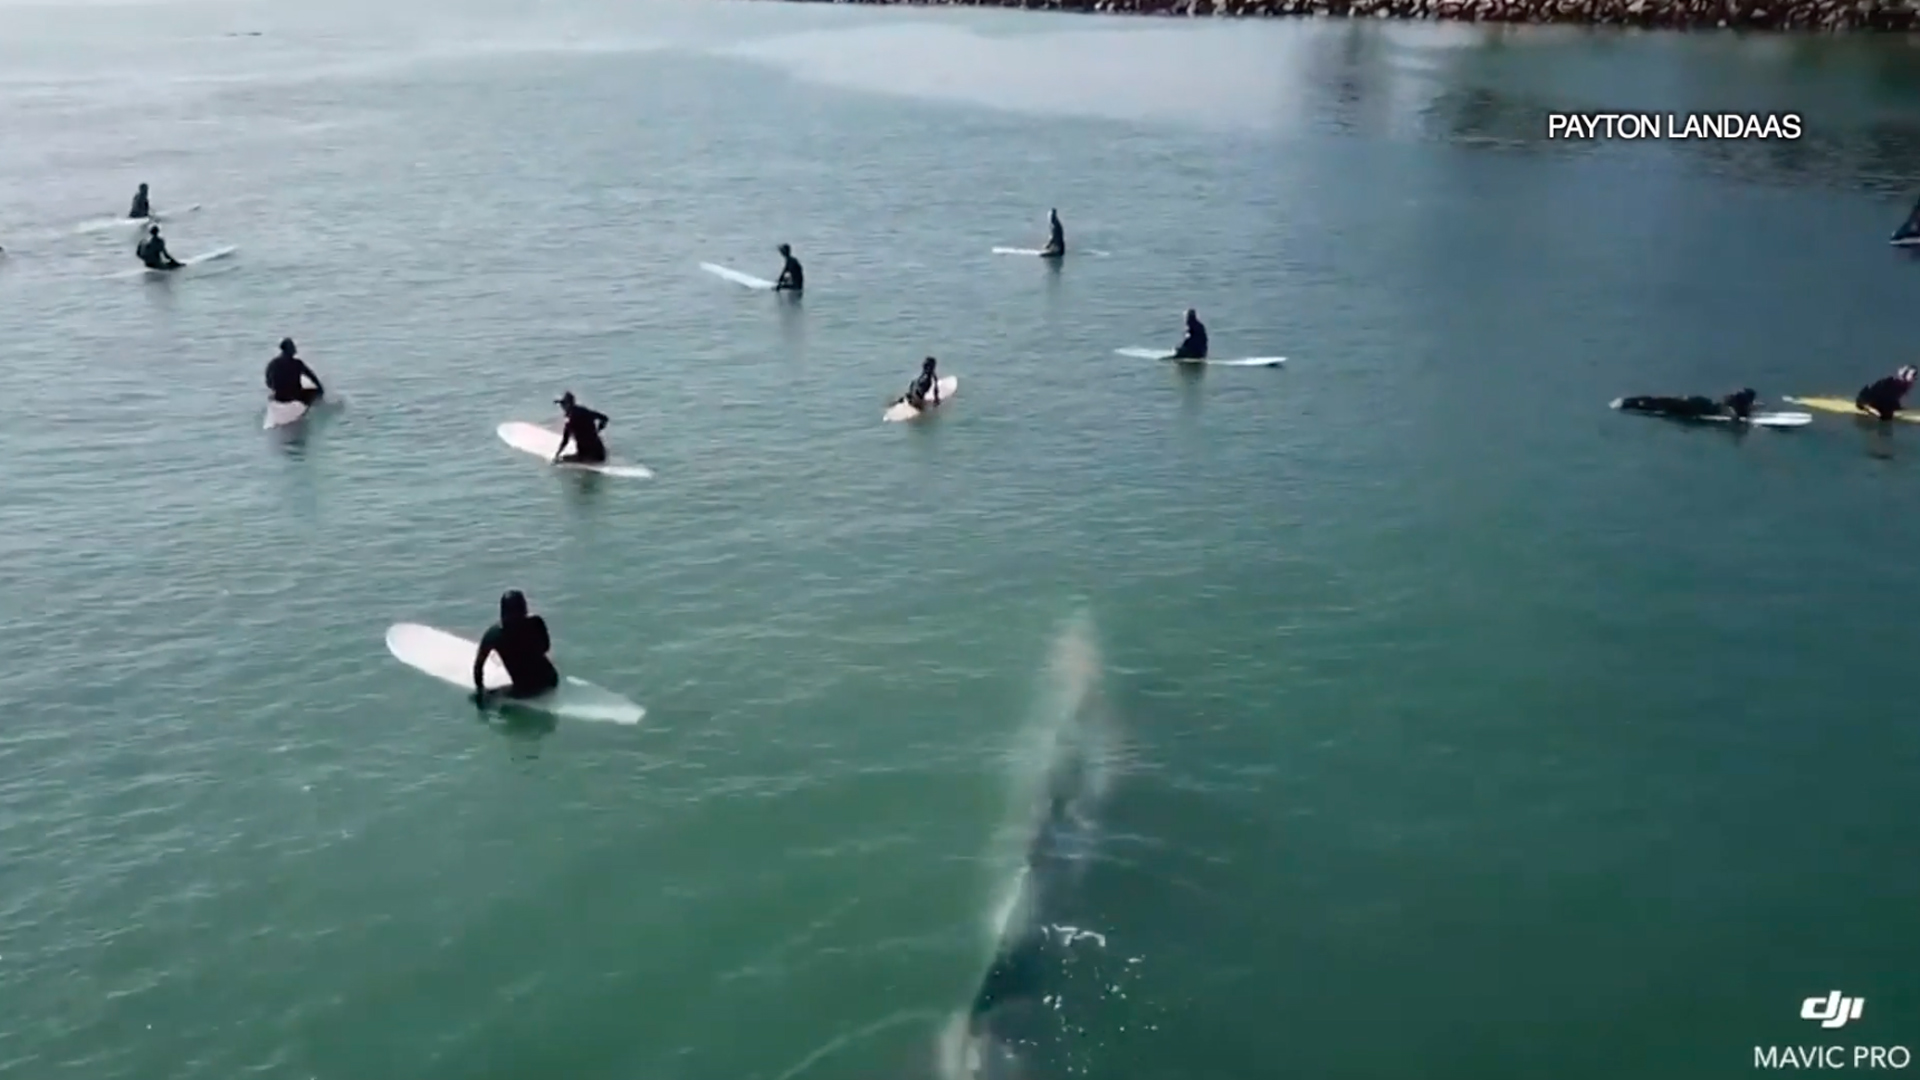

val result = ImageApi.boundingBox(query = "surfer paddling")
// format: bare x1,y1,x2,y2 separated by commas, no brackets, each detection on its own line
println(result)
1855,365,1917,421
553,392,610,465
136,225,182,270
1616,389,1758,421
1041,209,1065,258
774,243,804,292
1172,309,1208,360
472,590,560,704
265,338,325,407
129,183,151,220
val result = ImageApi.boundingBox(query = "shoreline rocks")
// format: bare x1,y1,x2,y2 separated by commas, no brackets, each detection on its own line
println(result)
763,0,1920,32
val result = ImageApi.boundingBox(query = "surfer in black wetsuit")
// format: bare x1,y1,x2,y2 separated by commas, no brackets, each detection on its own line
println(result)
136,225,181,270
264,336,324,403
1041,209,1065,258
553,391,609,464
775,244,803,292
264,338,325,406
1855,366,1917,420
473,590,560,702
1617,388,1758,421
1172,309,1208,360
129,184,151,220
901,357,941,410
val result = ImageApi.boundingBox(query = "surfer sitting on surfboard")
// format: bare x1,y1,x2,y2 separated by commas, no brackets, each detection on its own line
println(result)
1041,209,1065,258
774,244,803,292
1855,366,1917,420
1618,389,1757,421
900,357,942,411
265,338,325,407
553,392,610,465
473,591,559,703
137,225,182,270
129,183,150,220
1172,309,1208,360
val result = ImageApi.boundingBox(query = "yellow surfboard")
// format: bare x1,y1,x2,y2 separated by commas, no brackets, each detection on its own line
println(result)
1784,396,1920,424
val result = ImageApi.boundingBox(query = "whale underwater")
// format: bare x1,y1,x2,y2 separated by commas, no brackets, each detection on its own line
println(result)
937,615,1130,1080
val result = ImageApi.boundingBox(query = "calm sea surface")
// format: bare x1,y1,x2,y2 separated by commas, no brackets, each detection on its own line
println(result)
3,2,1919,1077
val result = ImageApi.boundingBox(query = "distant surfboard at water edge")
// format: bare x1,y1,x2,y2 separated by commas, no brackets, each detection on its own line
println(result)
992,246,1109,257
384,622,644,725
1115,347,1284,368
699,262,775,290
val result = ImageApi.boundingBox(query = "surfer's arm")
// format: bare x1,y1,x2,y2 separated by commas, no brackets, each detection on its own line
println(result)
552,424,574,462
472,633,498,696
298,361,324,394
586,408,608,431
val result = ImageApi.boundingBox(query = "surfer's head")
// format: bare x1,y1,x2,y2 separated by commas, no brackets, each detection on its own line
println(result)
278,337,296,356
1901,365,1917,384
1185,308,1198,323
777,243,791,256
555,391,575,409
137,183,148,193
500,590,528,622
923,356,937,372
148,225,160,236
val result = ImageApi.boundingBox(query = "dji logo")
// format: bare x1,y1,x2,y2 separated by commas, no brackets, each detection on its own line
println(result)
1802,991,1866,1029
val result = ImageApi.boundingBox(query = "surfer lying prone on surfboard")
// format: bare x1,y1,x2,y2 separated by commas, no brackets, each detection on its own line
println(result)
1617,388,1757,421
553,391,609,464
472,591,560,703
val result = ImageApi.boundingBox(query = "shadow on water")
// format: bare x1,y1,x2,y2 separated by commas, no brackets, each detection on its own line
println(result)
478,703,559,759
778,291,805,351
564,469,608,512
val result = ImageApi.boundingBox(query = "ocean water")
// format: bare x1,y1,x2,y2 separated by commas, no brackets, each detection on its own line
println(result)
3,2,1920,1077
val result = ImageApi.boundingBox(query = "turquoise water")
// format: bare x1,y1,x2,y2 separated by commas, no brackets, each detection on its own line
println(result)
4,3,1920,1077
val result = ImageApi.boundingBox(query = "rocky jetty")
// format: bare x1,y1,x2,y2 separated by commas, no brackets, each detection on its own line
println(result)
775,0,1920,31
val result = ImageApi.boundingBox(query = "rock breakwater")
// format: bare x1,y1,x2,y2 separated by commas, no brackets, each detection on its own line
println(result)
769,0,1920,31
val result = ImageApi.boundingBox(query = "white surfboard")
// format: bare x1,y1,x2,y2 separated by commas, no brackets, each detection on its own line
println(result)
262,376,325,429
497,421,652,478
385,622,644,725
1115,347,1283,368
700,262,775,291
119,244,237,279
1609,398,1811,427
884,376,960,422
992,246,1108,257
78,204,203,234
264,399,308,429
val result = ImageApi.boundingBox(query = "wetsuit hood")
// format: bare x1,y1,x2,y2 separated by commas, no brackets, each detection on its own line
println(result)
500,590,528,623
922,357,937,372
555,391,575,407
1900,366,1917,384
279,338,296,356
777,244,791,256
